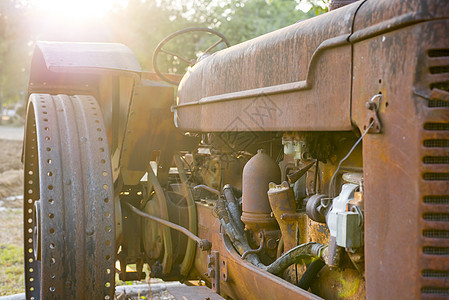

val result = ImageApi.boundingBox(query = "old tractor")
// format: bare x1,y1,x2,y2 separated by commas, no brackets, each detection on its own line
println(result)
22,0,449,299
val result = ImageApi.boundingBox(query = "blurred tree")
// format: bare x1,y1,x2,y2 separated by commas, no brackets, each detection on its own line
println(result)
0,0,329,104
216,0,317,44
0,0,31,107
111,0,325,74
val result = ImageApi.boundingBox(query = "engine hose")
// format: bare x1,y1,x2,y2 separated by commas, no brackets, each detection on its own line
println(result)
265,242,326,276
216,197,231,224
297,259,326,290
223,184,245,233
216,197,264,266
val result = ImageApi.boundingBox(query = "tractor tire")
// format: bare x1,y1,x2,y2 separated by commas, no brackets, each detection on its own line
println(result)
23,94,115,299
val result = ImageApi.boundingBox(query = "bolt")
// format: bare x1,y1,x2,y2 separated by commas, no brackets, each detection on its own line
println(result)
266,238,277,250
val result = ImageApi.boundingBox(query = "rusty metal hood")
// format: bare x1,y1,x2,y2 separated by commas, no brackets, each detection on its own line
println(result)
176,0,449,133
350,0,449,43
177,1,362,106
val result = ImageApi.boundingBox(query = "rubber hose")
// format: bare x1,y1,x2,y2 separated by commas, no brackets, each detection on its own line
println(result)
265,242,325,275
298,259,326,290
223,185,245,233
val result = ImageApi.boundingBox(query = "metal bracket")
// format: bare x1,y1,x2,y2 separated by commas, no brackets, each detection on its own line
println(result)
221,258,229,282
118,251,146,281
207,251,220,293
364,94,382,133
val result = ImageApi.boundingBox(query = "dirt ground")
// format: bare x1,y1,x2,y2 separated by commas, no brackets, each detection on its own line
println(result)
0,136,23,248
0,140,23,202
0,128,24,246
0,126,25,296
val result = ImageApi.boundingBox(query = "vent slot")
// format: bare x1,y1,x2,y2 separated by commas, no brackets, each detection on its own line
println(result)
424,196,449,204
423,173,449,181
421,48,449,296
430,82,449,92
422,287,449,295
430,66,449,74
423,270,449,278
423,139,449,148
428,49,449,57
423,213,449,222
424,123,449,131
423,156,449,164
428,88,449,108
423,247,449,255
428,100,449,108
423,230,449,239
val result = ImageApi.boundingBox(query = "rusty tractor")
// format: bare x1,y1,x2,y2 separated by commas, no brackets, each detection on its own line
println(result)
22,0,449,299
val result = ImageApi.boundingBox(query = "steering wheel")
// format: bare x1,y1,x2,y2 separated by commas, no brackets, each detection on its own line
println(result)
152,27,230,85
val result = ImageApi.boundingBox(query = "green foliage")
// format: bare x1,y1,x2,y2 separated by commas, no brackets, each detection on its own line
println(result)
217,0,317,45
300,0,330,15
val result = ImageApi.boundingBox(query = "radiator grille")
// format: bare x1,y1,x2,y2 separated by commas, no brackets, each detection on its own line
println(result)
424,196,449,204
422,287,449,295
423,230,449,239
423,156,449,164
421,48,449,298
428,49,449,57
423,140,449,148
428,100,449,108
423,173,449,181
423,270,449,278
424,123,449,131
423,214,449,222
423,247,449,256
430,82,449,91
430,66,449,74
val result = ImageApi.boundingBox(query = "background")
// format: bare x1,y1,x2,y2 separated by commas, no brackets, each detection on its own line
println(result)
0,0,328,296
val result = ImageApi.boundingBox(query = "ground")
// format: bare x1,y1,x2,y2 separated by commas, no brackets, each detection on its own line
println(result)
0,126,25,296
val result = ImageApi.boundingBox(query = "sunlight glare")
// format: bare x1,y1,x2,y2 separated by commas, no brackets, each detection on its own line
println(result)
30,0,127,19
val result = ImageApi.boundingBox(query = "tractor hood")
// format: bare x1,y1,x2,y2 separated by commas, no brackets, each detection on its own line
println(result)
175,1,361,132
175,0,448,132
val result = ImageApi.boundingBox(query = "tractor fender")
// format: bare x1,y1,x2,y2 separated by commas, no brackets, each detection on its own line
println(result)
31,41,141,78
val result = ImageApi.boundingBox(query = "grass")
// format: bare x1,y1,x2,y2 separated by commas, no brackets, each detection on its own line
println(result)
0,244,24,296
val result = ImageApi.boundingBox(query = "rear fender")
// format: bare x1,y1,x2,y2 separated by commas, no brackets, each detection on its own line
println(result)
28,42,142,160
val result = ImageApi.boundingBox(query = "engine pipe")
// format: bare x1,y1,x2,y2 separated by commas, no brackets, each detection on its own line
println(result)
193,184,220,197
123,202,212,251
